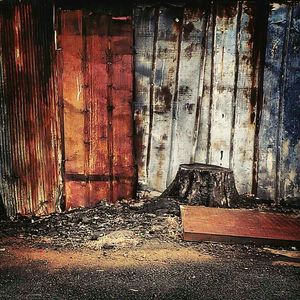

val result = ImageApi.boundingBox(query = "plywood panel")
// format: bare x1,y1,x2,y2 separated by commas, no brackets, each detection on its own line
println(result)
181,206,300,245
258,4,289,200
147,6,183,191
167,6,208,184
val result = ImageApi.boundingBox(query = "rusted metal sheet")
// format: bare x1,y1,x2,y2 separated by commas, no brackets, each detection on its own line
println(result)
0,1,62,216
58,10,135,209
181,206,300,246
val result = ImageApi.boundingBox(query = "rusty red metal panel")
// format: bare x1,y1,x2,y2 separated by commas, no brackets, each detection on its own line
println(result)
0,1,61,216
58,10,135,208
181,206,300,246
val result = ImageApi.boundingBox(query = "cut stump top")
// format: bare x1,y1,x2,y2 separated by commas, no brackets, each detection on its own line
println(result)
179,163,232,173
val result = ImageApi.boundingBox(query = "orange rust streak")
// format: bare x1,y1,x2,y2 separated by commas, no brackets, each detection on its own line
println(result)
111,19,135,200
61,11,85,175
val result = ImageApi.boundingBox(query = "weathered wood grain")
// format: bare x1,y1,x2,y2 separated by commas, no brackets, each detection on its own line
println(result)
111,16,135,200
280,4,300,201
60,11,135,207
258,4,289,200
133,7,156,186
195,6,214,163
86,15,109,177
147,6,183,191
231,2,256,194
167,6,208,185
60,10,85,175
209,2,238,167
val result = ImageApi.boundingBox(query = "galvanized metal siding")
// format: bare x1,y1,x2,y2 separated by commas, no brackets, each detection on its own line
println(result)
134,1,299,202
0,1,62,216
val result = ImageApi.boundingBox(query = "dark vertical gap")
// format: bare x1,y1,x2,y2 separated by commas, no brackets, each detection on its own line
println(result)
131,10,138,198
229,0,242,169
48,1,58,212
167,7,184,185
12,4,23,213
39,1,52,213
146,7,159,181
107,16,114,202
274,6,292,204
192,3,209,162
26,2,40,214
251,1,271,197
56,8,66,211
206,0,216,164
0,10,6,216
19,4,30,214
35,1,47,214
13,5,25,214
52,4,60,212
82,11,91,205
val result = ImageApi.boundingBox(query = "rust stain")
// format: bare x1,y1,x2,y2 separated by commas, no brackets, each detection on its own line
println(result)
0,1,61,216
154,86,172,114
216,2,237,19
183,21,195,40
59,10,135,208
185,103,195,114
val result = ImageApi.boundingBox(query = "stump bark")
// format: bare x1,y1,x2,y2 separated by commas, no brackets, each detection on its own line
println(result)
161,163,239,207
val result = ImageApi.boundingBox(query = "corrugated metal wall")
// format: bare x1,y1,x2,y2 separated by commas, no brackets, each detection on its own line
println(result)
0,1,62,216
134,1,300,203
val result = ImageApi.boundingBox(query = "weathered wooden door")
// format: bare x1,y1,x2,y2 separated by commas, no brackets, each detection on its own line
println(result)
57,10,135,209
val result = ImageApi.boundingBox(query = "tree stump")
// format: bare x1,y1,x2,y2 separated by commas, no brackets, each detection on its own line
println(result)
160,163,240,207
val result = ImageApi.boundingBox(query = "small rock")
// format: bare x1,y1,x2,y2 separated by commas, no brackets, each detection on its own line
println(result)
82,216,90,224
102,243,115,250
90,234,98,241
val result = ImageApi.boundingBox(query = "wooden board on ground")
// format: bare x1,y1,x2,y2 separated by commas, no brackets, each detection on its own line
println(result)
181,206,300,246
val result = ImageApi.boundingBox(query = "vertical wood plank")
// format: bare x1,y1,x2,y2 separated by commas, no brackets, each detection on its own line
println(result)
209,2,238,167
86,15,109,177
257,4,289,200
280,4,300,201
231,1,260,194
195,3,214,163
167,5,208,183
147,6,183,191
111,16,135,200
85,14,110,206
133,7,156,187
60,10,85,175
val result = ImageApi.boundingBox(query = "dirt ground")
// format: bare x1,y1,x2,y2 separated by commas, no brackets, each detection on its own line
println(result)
0,198,300,299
